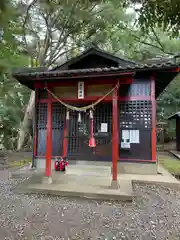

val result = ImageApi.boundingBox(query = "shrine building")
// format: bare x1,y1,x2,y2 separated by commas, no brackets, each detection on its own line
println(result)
13,47,179,180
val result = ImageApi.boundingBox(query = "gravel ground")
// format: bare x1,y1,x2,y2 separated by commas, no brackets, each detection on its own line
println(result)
0,174,180,240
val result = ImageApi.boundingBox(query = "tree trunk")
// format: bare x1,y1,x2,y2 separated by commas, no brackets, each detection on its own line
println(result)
17,91,35,150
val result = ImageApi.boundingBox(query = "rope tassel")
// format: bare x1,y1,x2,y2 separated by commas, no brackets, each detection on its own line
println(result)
78,112,81,123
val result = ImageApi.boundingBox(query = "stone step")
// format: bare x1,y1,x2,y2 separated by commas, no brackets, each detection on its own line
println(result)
66,164,111,177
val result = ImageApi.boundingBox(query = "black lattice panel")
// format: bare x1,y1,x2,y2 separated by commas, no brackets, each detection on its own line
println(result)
119,101,152,129
94,103,112,134
95,138,112,156
52,103,66,130
37,103,47,156
67,111,89,157
52,103,66,156
67,103,112,161
37,103,48,129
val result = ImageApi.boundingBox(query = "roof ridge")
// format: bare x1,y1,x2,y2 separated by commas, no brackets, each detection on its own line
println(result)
51,47,137,71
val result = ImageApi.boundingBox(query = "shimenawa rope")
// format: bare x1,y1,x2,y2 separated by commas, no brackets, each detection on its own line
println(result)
44,82,119,112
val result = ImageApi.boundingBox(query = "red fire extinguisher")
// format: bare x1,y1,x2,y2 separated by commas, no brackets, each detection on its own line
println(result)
54,157,68,172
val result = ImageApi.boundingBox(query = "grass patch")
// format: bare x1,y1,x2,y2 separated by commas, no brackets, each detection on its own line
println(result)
8,158,31,167
158,154,180,175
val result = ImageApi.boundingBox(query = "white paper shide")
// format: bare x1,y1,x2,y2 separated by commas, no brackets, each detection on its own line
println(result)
101,123,108,132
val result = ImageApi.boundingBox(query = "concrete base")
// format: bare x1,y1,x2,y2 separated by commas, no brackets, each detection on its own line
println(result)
111,180,120,189
118,162,157,175
35,158,54,169
15,173,133,201
13,163,180,201
35,158,158,175
42,176,53,184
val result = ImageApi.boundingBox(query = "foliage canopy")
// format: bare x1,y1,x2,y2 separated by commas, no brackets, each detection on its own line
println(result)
1,0,180,150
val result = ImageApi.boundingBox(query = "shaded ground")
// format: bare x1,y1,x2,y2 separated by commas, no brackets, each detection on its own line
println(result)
0,151,32,169
7,151,32,163
1,173,180,239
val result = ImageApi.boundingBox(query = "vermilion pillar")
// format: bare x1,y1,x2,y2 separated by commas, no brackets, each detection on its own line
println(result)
63,117,68,157
45,92,52,178
111,84,119,188
151,74,156,162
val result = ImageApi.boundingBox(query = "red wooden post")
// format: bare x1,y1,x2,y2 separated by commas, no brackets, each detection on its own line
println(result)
63,118,68,157
45,92,52,177
111,84,119,188
151,74,156,162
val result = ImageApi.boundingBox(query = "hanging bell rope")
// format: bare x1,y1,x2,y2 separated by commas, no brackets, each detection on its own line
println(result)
45,81,119,112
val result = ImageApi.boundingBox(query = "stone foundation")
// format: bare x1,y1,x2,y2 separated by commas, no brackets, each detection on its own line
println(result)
34,158,157,175
118,162,157,175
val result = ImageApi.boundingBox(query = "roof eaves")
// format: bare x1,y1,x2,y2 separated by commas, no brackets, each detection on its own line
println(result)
167,112,180,120
13,62,179,79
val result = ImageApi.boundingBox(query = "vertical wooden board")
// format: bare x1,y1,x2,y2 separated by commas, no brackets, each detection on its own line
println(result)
119,130,152,160
119,100,152,161
119,78,151,97
176,118,180,151
37,129,47,156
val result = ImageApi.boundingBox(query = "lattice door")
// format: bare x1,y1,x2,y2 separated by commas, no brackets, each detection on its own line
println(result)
37,102,66,156
37,102,47,156
52,103,66,156
67,103,112,161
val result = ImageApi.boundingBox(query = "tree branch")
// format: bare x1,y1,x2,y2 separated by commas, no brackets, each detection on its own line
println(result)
48,46,79,66
48,0,80,64
22,0,38,56
131,33,174,55
38,13,53,66
150,26,165,51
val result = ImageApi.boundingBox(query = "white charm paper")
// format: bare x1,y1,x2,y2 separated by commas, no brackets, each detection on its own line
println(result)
130,130,139,143
101,123,108,132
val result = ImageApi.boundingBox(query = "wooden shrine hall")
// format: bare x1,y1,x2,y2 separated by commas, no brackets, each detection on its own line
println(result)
13,47,180,184
168,112,180,151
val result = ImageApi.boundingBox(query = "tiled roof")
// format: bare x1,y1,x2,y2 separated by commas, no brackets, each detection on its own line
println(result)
167,112,180,120
51,46,136,71
13,62,179,78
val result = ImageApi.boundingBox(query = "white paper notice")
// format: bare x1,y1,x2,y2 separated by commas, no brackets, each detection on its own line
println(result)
101,123,108,132
122,130,130,140
121,142,130,149
130,130,139,143
121,130,130,148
